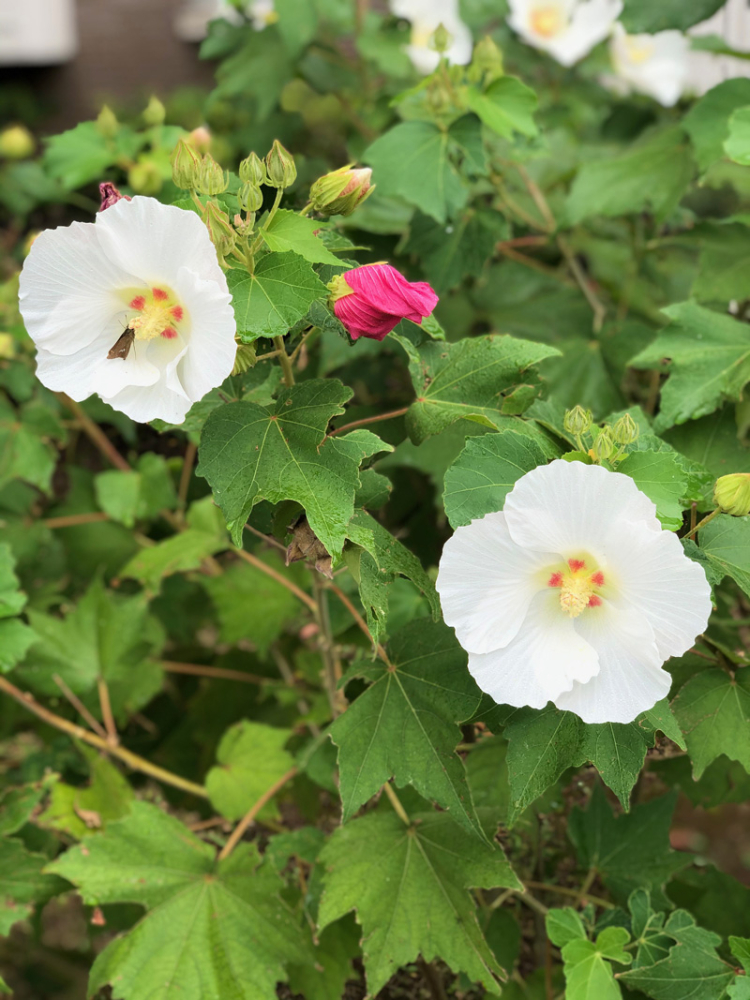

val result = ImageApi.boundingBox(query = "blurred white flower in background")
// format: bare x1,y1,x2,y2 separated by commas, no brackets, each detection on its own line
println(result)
436,460,712,725
507,0,623,66
18,198,236,425
609,23,690,106
390,0,473,74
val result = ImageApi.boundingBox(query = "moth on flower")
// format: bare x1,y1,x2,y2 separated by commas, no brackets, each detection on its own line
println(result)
609,23,690,107
437,460,712,724
507,0,623,67
18,196,236,424
389,0,473,74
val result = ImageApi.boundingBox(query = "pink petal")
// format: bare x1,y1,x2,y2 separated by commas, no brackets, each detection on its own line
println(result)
334,294,399,341
344,264,438,324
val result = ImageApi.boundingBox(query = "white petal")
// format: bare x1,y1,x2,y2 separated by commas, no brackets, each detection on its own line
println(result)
19,221,139,356
467,590,600,709
102,381,192,425
504,460,659,556
610,27,689,106
94,346,162,399
603,524,712,660
171,266,236,403
35,340,105,401
95,197,225,287
508,0,621,66
437,512,557,654
555,601,669,723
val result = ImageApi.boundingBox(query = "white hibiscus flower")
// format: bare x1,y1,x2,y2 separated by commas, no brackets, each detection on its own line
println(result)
19,196,236,425
436,460,712,724
507,0,623,67
390,0,473,75
609,23,690,107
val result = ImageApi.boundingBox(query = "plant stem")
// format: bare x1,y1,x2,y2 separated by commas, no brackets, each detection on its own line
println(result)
418,958,449,1000
58,394,130,472
511,888,549,916
97,677,118,746
328,406,409,437
217,766,297,861
162,660,271,685
273,336,296,387
0,674,207,799
242,522,287,553
43,512,110,529
313,575,345,717
557,234,606,333
52,673,108,740
524,880,614,909
178,441,197,512
575,867,598,907
383,781,410,825
684,507,721,540
235,546,317,613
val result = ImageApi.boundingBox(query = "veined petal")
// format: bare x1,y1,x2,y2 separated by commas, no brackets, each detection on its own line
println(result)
344,264,438,324
555,601,668,724
102,381,192,425
19,221,139,356
504,460,659,555
333,295,398,341
95,197,225,286
467,590,600,710
603,524,712,660
437,511,556,654
171,266,236,402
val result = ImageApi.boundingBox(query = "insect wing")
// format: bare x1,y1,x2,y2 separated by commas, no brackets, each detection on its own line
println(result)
107,327,135,360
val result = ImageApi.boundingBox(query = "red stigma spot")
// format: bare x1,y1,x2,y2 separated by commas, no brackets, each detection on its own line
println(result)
588,595,602,608
161,327,177,339
152,288,168,301
568,559,586,573
130,296,146,310
170,306,184,321
591,571,605,587
548,572,563,588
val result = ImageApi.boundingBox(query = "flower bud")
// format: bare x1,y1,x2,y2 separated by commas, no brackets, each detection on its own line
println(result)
196,153,228,196
591,428,614,463
0,124,34,160
611,413,639,446
171,138,201,190
432,22,452,54
128,160,163,196
265,139,297,189
471,36,504,80
143,95,166,127
0,334,16,360
238,181,264,213
309,164,374,217
714,474,750,517
96,105,119,139
98,181,131,212
239,151,267,186
188,126,212,154
232,344,257,375
204,201,237,257
330,263,438,342
563,405,592,437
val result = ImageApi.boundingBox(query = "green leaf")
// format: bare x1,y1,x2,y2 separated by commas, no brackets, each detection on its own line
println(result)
205,720,294,822
725,107,750,165
287,918,360,1000
203,555,302,653
197,380,390,554
443,430,554,529
631,301,750,431
0,619,36,673
21,577,164,720
684,79,750,172
0,777,54,837
344,509,440,645
731,937,750,974
94,454,177,528
405,335,560,444
692,222,750,304
0,398,59,494
363,117,481,223
37,745,133,839
0,839,64,936
569,787,687,909
698,514,750,598
262,209,344,265
404,208,508,292
42,121,116,188
617,451,688,531
566,127,694,226
546,907,586,947
330,619,485,838
466,76,538,139
621,0,725,32
318,809,520,996
0,542,27,618
48,801,309,1000
672,669,750,780
619,909,734,999
227,251,327,343
560,926,631,1000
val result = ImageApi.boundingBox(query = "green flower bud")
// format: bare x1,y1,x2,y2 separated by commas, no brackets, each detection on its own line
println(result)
239,151,267,186
563,405,593,437
0,125,34,160
471,36,504,80
170,138,202,190
196,153,228,196
714,474,750,517
432,22,452,54
232,344,257,375
96,105,119,139
128,160,163,196
309,164,374,218
611,413,639,446
592,427,614,463
265,139,297,189
204,201,237,257
237,181,264,214
143,95,166,127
